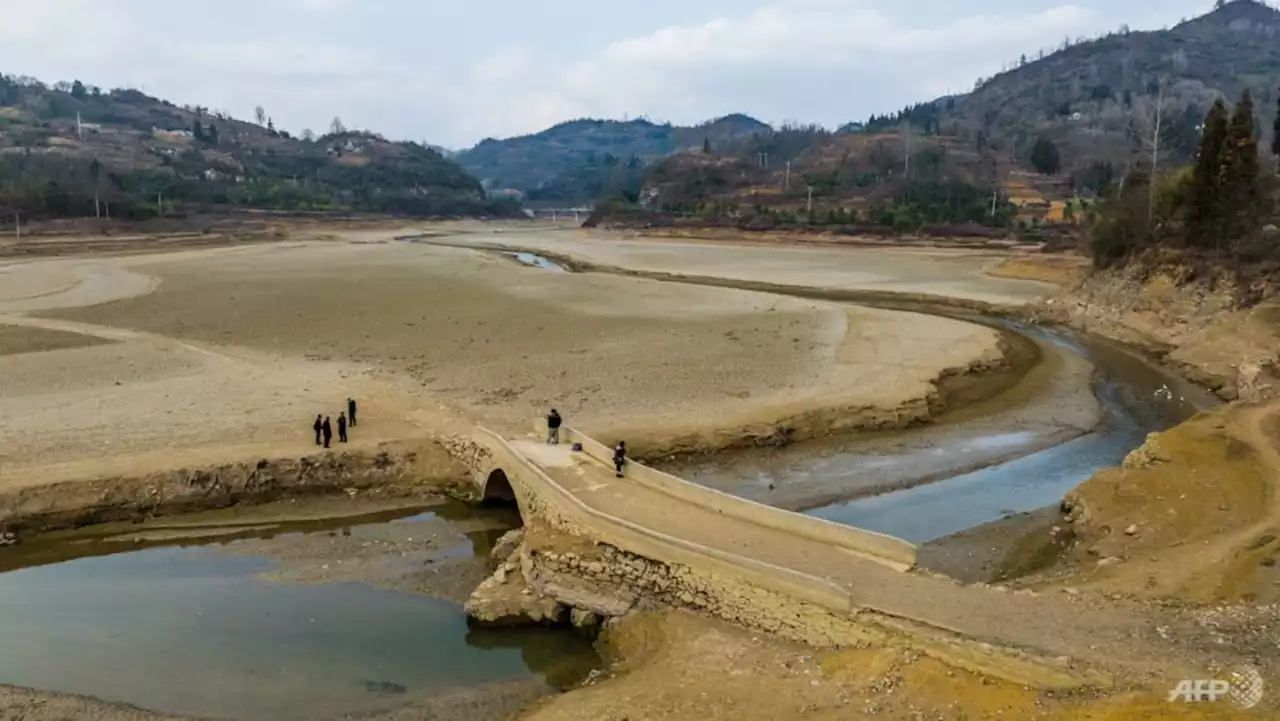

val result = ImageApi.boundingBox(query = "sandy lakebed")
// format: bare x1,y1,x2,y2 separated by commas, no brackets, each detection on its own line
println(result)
6,224,1268,721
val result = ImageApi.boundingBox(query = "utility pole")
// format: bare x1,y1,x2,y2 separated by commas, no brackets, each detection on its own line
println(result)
806,186,814,216
785,161,791,190
14,211,19,240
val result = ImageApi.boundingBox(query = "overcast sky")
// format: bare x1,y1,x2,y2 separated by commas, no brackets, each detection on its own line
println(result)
0,0,1218,148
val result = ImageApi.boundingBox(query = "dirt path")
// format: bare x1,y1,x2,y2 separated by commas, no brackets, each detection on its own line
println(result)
512,440,1239,681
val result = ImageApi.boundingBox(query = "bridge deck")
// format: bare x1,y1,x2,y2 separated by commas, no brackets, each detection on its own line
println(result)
511,439,1180,674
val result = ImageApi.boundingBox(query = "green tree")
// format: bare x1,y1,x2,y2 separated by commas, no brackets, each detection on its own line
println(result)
1029,137,1061,175
1185,99,1229,249
1272,86,1280,160
702,136,712,154
192,119,204,141
206,123,219,145
1220,90,1260,244
70,80,87,99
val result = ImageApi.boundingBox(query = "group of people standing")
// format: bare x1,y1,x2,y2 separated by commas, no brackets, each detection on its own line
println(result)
546,409,628,478
313,398,358,449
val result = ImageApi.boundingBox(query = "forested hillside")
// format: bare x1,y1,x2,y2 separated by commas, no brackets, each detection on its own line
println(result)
0,75,516,223
589,0,1280,252
454,114,771,202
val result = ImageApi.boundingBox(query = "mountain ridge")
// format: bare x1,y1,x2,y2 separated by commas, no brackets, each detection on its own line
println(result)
0,74,516,222
454,113,772,199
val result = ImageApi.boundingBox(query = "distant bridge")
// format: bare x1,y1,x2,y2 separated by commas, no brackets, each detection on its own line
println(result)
522,206,592,222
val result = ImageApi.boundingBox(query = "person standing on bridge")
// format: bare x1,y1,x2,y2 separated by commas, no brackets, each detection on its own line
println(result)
313,415,324,446
547,409,562,445
337,412,349,444
348,397,357,427
322,416,333,449
613,441,627,478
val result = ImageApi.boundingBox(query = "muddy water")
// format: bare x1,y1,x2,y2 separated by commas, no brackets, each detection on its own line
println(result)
0,503,600,721
677,322,1218,544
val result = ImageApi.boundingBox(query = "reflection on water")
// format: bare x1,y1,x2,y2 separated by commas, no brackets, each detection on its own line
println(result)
0,506,598,721
808,324,1216,542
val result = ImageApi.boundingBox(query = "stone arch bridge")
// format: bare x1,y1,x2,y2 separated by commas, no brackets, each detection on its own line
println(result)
454,422,1161,690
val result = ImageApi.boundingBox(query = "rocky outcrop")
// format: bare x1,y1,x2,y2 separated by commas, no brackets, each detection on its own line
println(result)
1237,358,1280,403
464,560,566,627
489,529,525,567
1039,264,1280,401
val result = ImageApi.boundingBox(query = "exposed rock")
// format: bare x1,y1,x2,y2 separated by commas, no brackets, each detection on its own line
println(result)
1125,524,1140,537
535,576,638,617
1237,358,1279,403
1096,557,1123,567
1121,434,1171,470
570,608,601,629
490,528,524,566
465,565,564,627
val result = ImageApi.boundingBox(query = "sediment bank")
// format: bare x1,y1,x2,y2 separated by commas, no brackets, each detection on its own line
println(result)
0,440,469,539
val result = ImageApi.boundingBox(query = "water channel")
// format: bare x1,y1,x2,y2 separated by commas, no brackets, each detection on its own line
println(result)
679,320,1219,543
0,502,600,721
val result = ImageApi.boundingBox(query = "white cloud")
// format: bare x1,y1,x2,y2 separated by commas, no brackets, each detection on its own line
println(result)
287,0,351,11
548,2,1100,127
0,0,1183,147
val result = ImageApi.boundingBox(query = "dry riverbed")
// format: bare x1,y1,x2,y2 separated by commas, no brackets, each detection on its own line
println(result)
14,224,1257,721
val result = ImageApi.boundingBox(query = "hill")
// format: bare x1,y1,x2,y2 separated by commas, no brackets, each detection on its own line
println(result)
454,114,772,202
591,1,1280,238
942,0,1280,182
0,75,514,223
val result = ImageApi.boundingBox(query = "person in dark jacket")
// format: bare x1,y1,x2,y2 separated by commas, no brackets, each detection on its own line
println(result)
313,415,324,445
322,416,333,449
347,398,357,427
337,412,348,443
546,409,562,444
613,441,627,478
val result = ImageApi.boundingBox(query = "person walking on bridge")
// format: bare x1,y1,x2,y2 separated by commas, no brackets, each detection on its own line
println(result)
322,416,333,449
337,412,349,444
546,409,562,445
613,441,627,478
347,398,357,427
312,415,324,446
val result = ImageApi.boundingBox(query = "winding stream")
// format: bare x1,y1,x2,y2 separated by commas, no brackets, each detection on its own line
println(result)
807,323,1216,541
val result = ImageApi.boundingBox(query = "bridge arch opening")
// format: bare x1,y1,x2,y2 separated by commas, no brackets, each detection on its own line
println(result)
482,468,517,505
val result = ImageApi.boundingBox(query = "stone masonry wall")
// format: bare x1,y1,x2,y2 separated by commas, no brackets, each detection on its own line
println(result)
468,529,881,650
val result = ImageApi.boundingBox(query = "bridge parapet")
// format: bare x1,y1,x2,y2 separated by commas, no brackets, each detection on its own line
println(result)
558,426,918,571
468,426,855,613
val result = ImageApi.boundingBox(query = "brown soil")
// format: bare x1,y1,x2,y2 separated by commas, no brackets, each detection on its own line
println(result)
1039,401,1280,605
917,507,1066,584
986,253,1091,287
1041,263,1280,400
522,610,1268,721
0,323,108,355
